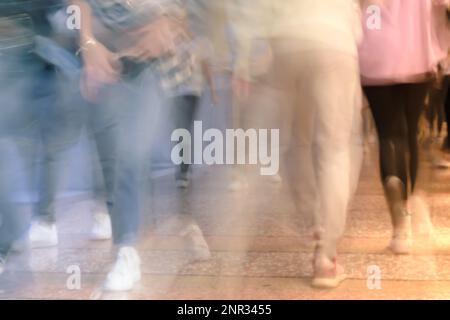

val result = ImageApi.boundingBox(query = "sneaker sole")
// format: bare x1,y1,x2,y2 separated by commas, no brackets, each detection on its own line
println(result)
30,240,58,249
388,244,411,255
311,274,347,289
176,180,190,189
189,249,212,262
103,273,141,292
90,234,112,241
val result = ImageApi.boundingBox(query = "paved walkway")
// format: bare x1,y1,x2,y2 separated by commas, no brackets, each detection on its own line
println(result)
2,143,450,300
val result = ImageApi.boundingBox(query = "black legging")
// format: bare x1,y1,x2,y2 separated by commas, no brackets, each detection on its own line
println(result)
427,81,446,136
442,76,450,150
364,82,429,199
171,95,200,174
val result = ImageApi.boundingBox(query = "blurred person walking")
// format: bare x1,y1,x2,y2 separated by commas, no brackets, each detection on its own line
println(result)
360,0,450,254
154,0,214,261
0,0,80,271
74,0,186,291
160,0,216,189
229,0,364,288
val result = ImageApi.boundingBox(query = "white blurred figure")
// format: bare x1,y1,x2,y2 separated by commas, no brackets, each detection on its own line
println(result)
229,0,364,288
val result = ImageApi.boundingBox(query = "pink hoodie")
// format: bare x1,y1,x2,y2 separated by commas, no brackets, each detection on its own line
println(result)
359,0,450,85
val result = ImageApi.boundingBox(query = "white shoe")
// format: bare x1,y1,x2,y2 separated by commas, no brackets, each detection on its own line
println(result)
181,224,211,262
104,247,141,292
29,221,58,248
389,217,412,255
91,213,112,241
227,180,248,192
389,234,412,255
312,254,347,289
175,178,190,189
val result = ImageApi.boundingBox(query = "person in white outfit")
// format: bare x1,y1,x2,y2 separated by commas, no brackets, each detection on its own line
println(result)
229,0,364,288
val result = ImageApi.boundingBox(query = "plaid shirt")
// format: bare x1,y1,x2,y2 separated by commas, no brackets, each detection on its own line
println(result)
88,0,176,31
89,0,204,96
153,24,205,96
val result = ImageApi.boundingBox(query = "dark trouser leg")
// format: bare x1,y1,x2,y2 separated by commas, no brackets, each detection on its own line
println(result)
364,85,408,199
33,65,83,225
91,74,155,246
364,85,409,228
443,76,450,150
171,95,199,175
404,82,430,192
88,93,122,244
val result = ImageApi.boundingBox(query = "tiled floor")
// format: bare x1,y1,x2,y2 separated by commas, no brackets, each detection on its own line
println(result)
2,143,450,300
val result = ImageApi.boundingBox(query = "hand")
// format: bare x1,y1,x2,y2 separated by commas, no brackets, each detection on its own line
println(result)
80,39,121,102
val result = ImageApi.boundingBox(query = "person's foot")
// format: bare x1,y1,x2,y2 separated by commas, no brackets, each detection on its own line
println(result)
104,247,141,291
181,223,211,262
29,221,58,249
176,171,190,189
312,255,346,289
389,214,412,255
90,212,112,241
384,176,411,254
389,229,412,255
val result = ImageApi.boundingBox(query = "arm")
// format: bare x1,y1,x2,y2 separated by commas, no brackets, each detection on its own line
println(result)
226,0,271,99
119,1,187,61
72,0,120,101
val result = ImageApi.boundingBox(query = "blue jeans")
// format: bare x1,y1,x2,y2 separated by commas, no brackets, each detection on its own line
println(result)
0,50,42,253
32,65,84,223
32,41,157,246
87,66,157,246
0,23,83,252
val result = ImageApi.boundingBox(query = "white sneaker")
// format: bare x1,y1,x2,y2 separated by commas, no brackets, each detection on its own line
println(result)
104,247,141,292
175,178,190,189
29,221,58,248
389,234,412,255
312,254,347,289
181,224,211,262
91,213,112,241
389,216,412,255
